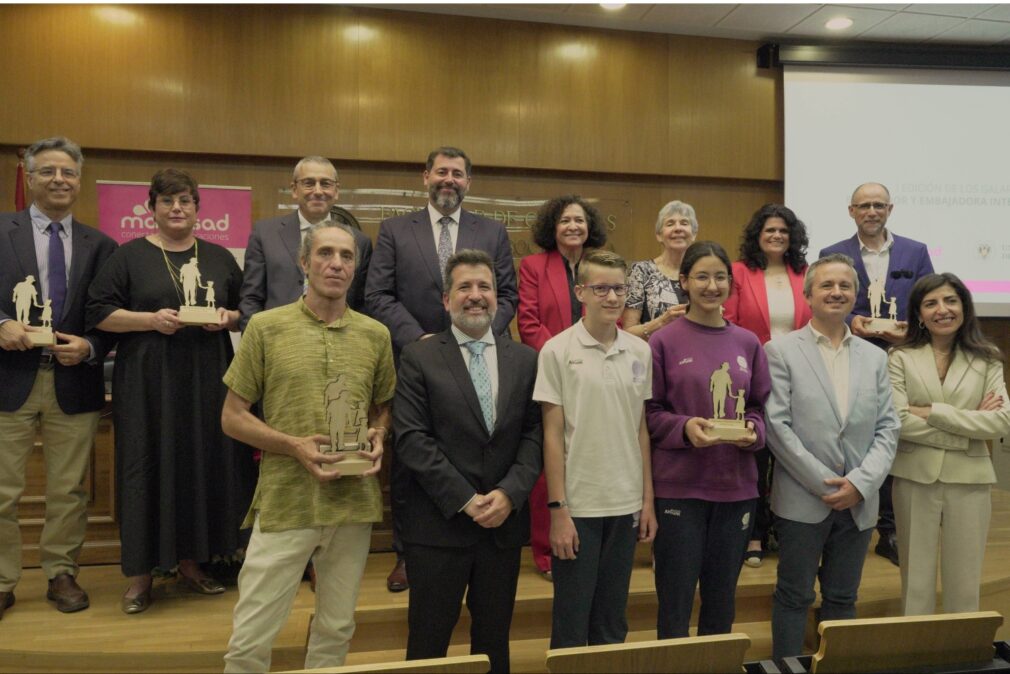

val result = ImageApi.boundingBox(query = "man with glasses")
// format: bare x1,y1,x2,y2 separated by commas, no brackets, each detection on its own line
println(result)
239,156,372,330
819,182,933,566
0,137,117,618
534,249,656,648
366,146,518,592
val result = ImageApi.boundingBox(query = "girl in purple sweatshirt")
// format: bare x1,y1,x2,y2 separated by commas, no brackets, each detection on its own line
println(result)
646,240,771,639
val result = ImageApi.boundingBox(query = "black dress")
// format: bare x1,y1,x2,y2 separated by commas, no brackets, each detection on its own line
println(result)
86,237,256,576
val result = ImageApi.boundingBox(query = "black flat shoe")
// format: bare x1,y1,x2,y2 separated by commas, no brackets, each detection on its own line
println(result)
743,550,764,568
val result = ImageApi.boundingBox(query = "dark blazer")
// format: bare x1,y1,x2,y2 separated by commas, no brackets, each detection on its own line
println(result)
238,211,372,330
724,261,812,345
0,209,117,413
819,233,934,324
365,208,518,355
517,249,583,352
393,330,542,549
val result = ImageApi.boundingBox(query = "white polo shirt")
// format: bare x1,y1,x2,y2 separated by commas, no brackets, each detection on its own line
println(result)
533,320,652,518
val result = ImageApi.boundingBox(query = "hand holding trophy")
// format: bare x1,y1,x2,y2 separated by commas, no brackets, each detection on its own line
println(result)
319,375,375,477
703,361,756,444
12,274,55,346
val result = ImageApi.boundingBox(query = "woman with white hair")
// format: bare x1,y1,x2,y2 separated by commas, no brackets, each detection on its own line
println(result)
622,200,696,340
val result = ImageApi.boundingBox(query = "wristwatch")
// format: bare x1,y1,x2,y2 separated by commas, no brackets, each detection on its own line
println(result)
547,499,568,510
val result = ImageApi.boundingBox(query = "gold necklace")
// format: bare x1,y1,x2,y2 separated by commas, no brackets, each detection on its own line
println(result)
154,235,198,306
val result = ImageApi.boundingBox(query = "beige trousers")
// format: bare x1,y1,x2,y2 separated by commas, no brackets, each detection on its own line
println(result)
893,477,991,615
224,516,372,673
0,367,99,589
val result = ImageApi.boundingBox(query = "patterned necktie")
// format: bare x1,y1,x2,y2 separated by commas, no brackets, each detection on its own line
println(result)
465,340,495,432
48,222,67,328
437,216,453,279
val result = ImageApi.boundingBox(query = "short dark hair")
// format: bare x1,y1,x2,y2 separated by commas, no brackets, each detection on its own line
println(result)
147,168,200,211
896,273,1002,362
577,249,626,284
299,222,357,264
738,203,809,274
444,249,496,291
426,146,472,176
531,195,607,252
25,136,84,171
680,240,732,280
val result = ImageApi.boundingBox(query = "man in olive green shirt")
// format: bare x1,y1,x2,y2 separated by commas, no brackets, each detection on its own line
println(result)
222,223,395,673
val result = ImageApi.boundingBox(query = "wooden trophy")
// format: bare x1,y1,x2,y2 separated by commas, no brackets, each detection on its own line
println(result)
320,375,373,476
175,256,220,325
707,362,750,441
12,275,55,347
865,276,902,334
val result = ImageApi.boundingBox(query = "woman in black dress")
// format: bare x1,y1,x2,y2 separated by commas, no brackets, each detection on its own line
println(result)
87,169,255,613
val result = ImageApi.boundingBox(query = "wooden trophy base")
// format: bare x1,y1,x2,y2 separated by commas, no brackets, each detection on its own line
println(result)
28,328,56,347
708,418,749,441
177,305,220,326
319,445,373,476
866,318,901,334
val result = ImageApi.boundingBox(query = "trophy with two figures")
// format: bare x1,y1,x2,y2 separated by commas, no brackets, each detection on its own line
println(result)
706,361,751,441
175,256,221,325
319,374,373,476
865,275,902,334
12,275,56,347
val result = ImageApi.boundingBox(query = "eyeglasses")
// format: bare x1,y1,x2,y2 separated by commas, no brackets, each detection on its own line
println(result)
582,283,629,297
687,274,730,286
30,166,79,180
852,202,890,212
890,269,913,279
296,178,338,190
156,195,196,209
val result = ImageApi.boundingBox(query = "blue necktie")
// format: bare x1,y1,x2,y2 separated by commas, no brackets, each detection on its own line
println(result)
465,340,495,432
48,222,67,329
437,216,453,279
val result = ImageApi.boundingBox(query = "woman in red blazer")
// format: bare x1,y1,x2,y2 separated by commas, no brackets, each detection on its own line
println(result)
518,195,608,578
724,203,812,567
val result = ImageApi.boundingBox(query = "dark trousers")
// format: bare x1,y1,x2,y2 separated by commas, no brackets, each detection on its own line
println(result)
389,435,406,557
876,474,895,536
653,498,756,638
405,538,521,674
772,511,873,660
550,514,638,648
752,448,774,545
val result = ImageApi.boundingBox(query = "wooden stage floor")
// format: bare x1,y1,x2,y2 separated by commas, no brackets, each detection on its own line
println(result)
5,488,1010,673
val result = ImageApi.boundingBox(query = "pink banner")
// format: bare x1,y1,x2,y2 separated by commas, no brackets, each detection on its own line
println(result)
96,181,251,248
965,280,1010,294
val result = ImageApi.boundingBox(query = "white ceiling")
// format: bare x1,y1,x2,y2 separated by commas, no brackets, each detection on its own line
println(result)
372,3,1010,46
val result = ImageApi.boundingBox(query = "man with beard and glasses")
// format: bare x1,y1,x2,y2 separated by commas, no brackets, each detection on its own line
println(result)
366,146,518,592
392,249,541,673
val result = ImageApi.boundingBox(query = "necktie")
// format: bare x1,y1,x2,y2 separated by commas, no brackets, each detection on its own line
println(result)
465,340,495,432
437,216,453,279
48,222,67,328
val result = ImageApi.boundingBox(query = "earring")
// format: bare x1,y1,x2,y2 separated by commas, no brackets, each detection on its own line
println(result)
918,320,924,328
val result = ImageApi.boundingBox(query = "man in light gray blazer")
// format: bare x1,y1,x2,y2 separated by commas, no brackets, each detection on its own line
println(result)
764,253,899,660
238,156,371,330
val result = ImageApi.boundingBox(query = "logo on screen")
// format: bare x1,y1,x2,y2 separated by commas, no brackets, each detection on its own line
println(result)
978,243,991,260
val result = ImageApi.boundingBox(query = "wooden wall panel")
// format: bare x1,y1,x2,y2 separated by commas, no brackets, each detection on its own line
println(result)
0,5,780,181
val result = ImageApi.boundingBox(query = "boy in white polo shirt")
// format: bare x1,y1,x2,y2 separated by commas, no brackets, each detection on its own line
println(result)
533,249,657,648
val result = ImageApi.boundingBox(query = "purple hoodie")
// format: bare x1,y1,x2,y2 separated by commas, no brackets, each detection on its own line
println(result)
646,317,771,502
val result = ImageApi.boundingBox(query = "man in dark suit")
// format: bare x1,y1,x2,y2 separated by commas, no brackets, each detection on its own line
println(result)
366,146,519,591
0,137,117,618
394,249,541,674
238,156,371,330
819,181,934,568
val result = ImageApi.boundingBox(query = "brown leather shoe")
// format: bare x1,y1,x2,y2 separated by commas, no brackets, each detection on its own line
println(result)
47,574,89,613
0,591,14,620
386,558,408,593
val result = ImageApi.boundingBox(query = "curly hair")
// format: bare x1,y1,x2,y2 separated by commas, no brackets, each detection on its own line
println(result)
531,195,607,252
894,273,1002,362
738,203,808,274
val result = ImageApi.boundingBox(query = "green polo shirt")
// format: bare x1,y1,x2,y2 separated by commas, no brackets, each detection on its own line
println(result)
224,298,396,532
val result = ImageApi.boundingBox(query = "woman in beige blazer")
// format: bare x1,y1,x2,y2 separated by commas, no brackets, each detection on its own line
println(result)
888,273,1010,615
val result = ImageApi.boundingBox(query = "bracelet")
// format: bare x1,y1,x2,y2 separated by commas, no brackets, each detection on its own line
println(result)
547,499,568,510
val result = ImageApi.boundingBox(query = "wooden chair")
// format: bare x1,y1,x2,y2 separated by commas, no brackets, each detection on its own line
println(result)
809,611,1003,673
280,654,490,674
545,633,751,673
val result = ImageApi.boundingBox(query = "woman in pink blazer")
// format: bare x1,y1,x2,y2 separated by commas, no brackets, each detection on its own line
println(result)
724,203,812,567
518,195,608,579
